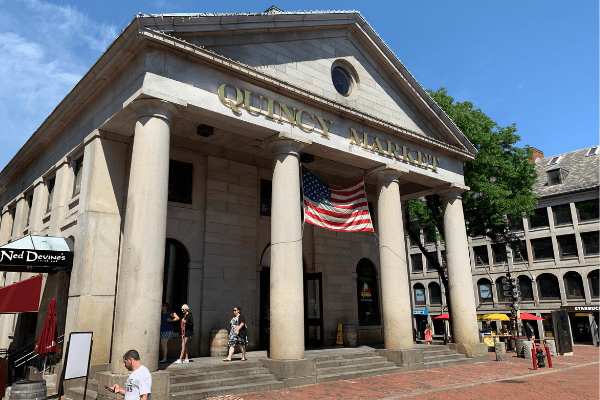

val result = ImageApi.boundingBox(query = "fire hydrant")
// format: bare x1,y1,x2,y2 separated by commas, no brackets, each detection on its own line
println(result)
535,345,546,368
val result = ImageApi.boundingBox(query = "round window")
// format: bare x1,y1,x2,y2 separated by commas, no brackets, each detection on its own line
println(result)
331,67,352,96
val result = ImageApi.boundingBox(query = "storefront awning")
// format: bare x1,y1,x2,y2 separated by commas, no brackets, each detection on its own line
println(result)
0,274,43,313
0,235,74,273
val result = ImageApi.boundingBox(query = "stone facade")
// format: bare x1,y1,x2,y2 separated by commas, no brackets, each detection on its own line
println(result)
0,9,486,374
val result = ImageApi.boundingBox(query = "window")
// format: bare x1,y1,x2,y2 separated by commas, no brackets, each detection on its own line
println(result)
547,168,563,186
163,239,189,331
492,244,507,265
411,254,423,272
513,242,528,262
168,160,193,204
552,204,572,225
408,235,417,247
588,270,599,298
357,259,380,326
72,157,84,197
557,235,578,259
25,193,33,227
473,245,489,267
413,283,426,305
509,215,524,231
45,178,55,213
537,274,560,299
586,147,599,156
9,207,16,237
260,179,272,217
564,272,584,299
575,199,599,221
425,251,438,270
518,276,534,301
331,67,352,96
530,238,554,260
478,279,493,303
429,282,442,304
547,156,560,166
424,230,436,244
581,231,599,255
529,209,549,228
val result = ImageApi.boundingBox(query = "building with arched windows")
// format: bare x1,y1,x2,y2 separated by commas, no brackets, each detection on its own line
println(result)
408,146,599,344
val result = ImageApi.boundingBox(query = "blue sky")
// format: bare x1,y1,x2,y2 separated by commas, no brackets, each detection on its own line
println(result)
0,0,597,170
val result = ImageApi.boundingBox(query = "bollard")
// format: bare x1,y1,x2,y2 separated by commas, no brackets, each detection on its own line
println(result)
531,348,537,370
545,344,553,368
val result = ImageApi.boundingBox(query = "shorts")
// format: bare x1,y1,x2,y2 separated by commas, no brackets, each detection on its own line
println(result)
160,330,173,340
183,331,194,338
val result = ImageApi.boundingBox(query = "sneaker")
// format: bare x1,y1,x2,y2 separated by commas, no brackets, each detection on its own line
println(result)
183,359,189,363
174,359,182,364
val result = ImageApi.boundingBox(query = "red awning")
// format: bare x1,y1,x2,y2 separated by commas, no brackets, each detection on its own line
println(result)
0,274,43,313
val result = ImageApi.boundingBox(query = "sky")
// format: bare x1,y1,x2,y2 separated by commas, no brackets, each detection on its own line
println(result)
0,0,597,170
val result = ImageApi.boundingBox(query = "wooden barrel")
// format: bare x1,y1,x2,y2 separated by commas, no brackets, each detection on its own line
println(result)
210,328,229,357
342,323,357,348
515,338,528,358
10,380,47,400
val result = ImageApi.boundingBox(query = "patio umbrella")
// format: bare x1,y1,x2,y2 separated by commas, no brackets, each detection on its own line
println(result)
478,314,510,321
511,312,543,321
35,299,58,355
433,314,450,320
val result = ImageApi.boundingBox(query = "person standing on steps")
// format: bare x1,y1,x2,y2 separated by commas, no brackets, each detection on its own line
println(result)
172,304,193,363
159,303,176,363
424,324,433,345
108,350,152,400
223,307,248,361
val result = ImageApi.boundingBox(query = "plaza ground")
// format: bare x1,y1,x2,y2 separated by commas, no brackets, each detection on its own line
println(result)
209,345,599,400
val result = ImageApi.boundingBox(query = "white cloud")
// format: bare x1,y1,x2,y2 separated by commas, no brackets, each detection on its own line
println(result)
0,0,118,169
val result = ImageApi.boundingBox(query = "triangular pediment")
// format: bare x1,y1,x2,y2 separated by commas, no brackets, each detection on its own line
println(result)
138,11,476,157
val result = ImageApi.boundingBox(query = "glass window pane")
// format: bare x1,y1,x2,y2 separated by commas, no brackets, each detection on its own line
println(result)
492,244,507,264
557,235,578,258
429,284,442,304
260,179,272,216
357,259,379,326
411,254,423,272
565,273,584,298
553,204,572,225
529,209,549,228
425,251,438,270
589,271,599,297
332,67,351,95
531,238,554,259
46,178,55,213
538,275,560,298
497,280,509,302
479,282,493,302
582,231,599,255
414,285,426,305
576,199,599,221
473,245,489,266
519,277,534,300
168,160,193,204
509,215,524,231
513,242,529,262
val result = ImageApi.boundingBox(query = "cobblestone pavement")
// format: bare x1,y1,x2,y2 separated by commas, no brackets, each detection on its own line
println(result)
210,345,599,400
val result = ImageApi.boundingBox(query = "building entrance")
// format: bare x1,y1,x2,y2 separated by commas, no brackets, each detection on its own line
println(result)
304,273,324,348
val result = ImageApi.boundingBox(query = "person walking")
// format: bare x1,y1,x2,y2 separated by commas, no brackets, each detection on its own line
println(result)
424,324,434,345
108,350,152,400
172,304,193,363
526,322,535,339
223,306,248,361
159,303,176,363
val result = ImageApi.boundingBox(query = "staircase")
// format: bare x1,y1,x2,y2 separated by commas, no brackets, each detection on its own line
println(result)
169,360,283,400
421,346,472,368
66,377,99,400
314,350,401,383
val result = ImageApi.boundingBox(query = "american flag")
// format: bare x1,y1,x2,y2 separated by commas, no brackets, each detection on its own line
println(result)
302,166,374,232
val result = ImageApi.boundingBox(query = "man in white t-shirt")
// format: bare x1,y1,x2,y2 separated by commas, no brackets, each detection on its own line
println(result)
108,350,152,400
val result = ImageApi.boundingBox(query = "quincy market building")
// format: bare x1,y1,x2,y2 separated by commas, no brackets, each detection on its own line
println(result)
0,10,486,376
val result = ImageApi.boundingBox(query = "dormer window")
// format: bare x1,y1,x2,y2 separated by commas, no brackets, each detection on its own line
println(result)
547,156,561,166
547,167,568,186
586,147,599,156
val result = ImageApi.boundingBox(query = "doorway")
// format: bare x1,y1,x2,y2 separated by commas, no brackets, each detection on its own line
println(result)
304,273,324,348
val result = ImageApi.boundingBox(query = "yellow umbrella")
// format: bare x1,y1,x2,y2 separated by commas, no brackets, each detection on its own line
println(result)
478,314,510,321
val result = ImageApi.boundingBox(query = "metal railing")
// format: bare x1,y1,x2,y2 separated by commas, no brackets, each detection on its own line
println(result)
4,335,64,385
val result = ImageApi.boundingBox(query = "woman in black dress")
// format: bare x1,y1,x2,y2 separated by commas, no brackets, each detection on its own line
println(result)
223,306,248,361
172,304,193,363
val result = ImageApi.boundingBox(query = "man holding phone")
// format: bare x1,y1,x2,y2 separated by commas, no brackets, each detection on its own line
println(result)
107,350,152,400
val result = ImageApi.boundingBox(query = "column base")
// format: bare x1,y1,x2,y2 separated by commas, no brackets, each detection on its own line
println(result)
260,359,316,388
96,370,170,400
378,349,424,372
448,343,488,363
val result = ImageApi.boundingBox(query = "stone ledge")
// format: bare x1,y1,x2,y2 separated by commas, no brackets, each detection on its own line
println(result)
260,358,316,380
448,343,488,362
377,348,424,370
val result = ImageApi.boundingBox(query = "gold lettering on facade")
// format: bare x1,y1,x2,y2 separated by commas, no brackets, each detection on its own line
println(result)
315,116,333,137
217,83,441,171
243,90,263,115
218,83,244,113
296,110,315,131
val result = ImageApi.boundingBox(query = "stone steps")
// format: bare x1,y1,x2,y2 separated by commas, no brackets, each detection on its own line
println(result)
170,366,271,384
423,353,468,363
170,380,284,400
171,373,276,392
314,351,402,384
68,386,97,400
317,365,402,383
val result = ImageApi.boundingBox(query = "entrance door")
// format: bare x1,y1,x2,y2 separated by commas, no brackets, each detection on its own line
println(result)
259,268,270,350
304,273,324,347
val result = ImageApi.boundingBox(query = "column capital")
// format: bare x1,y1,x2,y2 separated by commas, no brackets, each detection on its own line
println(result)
129,98,179,124
267,138,305,157
437,184,470,201
373,165,408,184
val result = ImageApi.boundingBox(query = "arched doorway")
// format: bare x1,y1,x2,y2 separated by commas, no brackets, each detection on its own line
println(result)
356,259,380,326
163,239,189,332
